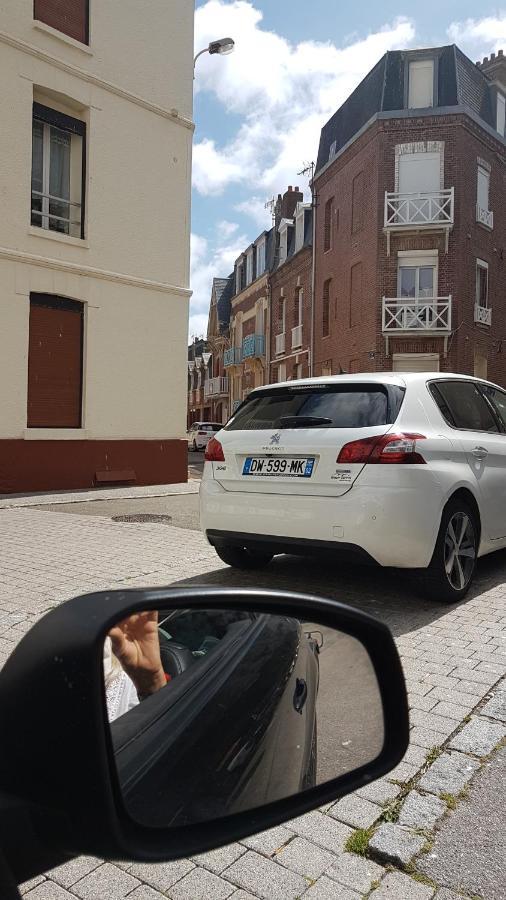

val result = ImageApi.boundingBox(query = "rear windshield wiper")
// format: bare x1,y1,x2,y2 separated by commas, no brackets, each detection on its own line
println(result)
279,416,333,428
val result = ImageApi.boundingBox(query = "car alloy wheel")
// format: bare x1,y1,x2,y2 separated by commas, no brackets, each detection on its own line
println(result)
444,512,476,592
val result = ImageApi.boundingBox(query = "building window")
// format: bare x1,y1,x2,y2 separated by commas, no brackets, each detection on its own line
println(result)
476,260,489,309
497,92,505,137
476,164,492,227
323,197,333,251
235,261,243,294
408,59,434,109
294,288,303,327
279,225,288,264
278,297,285,333
398,150,441,194
246,249,254,285
322,279,331,337
295,363,303,380
28,294,84,428
351,173,364,233
34,0,89,45
294,206,305,253
398,255,437,298
256,238,266,275
31,103,85,239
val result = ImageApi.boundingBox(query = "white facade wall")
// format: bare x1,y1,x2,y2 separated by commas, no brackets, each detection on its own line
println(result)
0,0,193,447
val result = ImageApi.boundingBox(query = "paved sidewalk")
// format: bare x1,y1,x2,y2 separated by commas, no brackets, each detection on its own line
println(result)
0,481,199,509
0,507,504,900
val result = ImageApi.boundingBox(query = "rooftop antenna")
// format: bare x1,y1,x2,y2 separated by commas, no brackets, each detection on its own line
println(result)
264,196,276,224
298,161,315,189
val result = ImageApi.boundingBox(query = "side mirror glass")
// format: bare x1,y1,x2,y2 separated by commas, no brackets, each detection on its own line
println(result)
105,606,386,828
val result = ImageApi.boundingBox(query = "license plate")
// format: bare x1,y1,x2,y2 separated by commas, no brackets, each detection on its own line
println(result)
242,457,315,477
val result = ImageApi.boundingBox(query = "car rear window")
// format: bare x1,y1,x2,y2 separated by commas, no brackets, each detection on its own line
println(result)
225,384,405,431
199,423,222,432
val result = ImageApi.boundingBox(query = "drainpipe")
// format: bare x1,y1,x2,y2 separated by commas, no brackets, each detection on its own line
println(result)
265,273,271,385
309,165,317,377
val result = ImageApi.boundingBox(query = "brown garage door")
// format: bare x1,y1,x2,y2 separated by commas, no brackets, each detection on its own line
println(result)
28,294,84,428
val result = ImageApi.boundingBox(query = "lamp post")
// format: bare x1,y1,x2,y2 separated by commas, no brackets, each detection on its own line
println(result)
194,37,235,71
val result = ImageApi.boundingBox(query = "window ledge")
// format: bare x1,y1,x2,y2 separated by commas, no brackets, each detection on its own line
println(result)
25,429,87,440
33,20,92,54
28,226,89,249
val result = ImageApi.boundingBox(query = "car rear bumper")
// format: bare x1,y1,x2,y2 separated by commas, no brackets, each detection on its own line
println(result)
200,477,442,568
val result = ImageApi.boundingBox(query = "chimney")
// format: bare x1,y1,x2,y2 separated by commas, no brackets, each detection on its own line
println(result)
477,49,506,90
280,184,304,221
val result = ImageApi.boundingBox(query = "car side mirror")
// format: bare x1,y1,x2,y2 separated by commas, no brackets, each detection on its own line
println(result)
0,587,408,885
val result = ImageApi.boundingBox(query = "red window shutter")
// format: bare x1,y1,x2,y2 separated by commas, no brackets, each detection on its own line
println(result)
28,295,84,428
34,0,89,45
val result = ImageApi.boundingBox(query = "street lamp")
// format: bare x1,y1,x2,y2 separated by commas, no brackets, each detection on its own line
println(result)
194,37,235,70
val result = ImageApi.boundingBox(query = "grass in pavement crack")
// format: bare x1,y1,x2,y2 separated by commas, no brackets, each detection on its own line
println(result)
344,826,375,856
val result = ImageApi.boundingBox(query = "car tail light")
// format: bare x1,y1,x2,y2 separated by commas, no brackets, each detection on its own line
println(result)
337,433,426,465
205,437,225,462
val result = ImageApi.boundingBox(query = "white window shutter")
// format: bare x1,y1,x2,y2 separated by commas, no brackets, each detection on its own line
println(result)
408,60,434,109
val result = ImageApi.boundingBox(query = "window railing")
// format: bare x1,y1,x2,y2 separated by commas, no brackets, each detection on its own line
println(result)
384,189,454,228
204,376,229,398
474,304,492,326
224,347,243,367
291,324,303,349
31,190,82,232
275,332,285,355
242,334,265,358
382,297,452,333
476,204,494,230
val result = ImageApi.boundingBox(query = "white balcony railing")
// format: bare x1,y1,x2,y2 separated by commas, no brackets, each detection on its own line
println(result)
474,304,492,326
384,189,454,228
204,376,229,398
476,204,494,229
275,332,286,355
382,297,452,333
291,324,303,349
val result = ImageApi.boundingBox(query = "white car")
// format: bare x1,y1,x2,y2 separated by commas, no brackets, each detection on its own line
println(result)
200,373,506,603
187,421,223,452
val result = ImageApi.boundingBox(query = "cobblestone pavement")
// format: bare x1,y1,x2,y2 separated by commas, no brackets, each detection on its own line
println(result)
0,507,505,900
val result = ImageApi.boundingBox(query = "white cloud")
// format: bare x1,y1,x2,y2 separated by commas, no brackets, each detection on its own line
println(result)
193,1,416,196
189,229,247,337
216,219,240,239
448,14,506,58
234,196,273,229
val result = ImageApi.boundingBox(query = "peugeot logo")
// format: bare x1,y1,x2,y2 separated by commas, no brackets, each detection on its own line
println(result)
270,433,281,445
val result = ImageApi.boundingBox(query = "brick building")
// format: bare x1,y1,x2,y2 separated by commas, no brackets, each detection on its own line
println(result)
205,276,234,423
187,338,211,427
313,45,506,384
270,193,313,382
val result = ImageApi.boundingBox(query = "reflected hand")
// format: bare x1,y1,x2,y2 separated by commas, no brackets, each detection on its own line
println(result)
109,611,166,699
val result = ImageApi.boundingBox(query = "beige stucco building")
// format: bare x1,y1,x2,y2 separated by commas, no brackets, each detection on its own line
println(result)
0,0,193,492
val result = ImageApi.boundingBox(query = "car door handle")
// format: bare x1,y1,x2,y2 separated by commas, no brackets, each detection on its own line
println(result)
472,446,488,460
293,678,308,714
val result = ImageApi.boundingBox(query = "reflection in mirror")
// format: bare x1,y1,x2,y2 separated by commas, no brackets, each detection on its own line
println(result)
104,608,384,828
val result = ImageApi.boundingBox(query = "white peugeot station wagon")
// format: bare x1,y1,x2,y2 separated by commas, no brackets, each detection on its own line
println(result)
200,373,506,602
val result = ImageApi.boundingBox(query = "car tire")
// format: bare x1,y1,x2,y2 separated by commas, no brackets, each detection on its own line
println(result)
192,439,197,452
422,498,478,604
214,545,273,570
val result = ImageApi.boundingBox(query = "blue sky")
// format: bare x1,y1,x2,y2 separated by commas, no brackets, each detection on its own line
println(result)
190,2,506,336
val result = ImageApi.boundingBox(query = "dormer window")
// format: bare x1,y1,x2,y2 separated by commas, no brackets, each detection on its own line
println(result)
256,237,266,275
294,205,306,253
497,92,505,136
408,59,434,109
235,260,243,294
246,249,254,285
278,220,291,265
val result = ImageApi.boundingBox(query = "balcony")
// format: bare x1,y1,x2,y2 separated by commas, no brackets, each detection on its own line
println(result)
242,334,265,359
382,296,452,355
224,347,243,367
476,203,494,230
204,376,229,398
384,189,454,254
291,324,303,349
275,332,286,355
474,304,492,326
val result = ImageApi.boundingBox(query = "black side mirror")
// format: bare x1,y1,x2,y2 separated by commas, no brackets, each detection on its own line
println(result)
0,587,408,885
